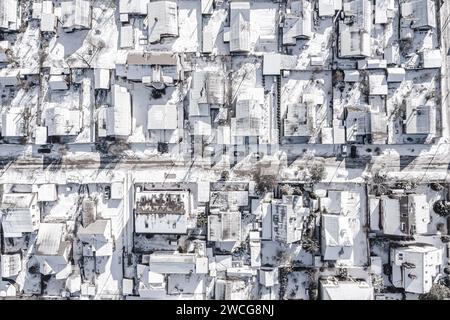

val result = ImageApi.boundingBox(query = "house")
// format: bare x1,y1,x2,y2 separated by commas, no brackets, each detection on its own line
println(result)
321,214,353,261
125,51,180,87
1,192,40,238
318,0,342,17
147,104,178,131
380,195,430,236
61,0,91,32
284,102,316,139
229,2,250,52
77,219,113,256
1,108,26,139
119,0,148,16
0,254,22,277
374,0,395,24
215,279,252,300
149,252,204,274
35,223,72,278
369,74,388,96
120,24,134,49
338,0,372,58
404,103,435,136
137,267,167,298
94,69,110,90
345,109,370,143
0,0,20,31
283,1,313,45
271,195,308,244
422,49,441,69
147,1,178,43
387,67,406,82
0,69,20,86
208,211,242,242
37,184,58,202
41,13,57,33
400,0,436,30
320,278,374,300
369,111,388,144
259,268,279,287
49,74,69,91
344,70,360,82
189,71,225,116
46,106,81,137
390,244,442,294
232,88,265,137
134,190,192,234
106,85,132,137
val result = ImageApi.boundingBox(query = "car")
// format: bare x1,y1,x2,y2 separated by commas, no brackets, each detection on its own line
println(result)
104,185,111,200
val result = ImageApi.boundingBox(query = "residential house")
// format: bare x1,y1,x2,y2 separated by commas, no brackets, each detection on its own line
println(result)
320,278,374,300
35,223,72,278
147,1,179,43
283,1,313,45
391,244,442,294
229,2,250,52
338,0,372,58
1,192,40,238
380,195,430,236
134,190,192,234
61,0,92,32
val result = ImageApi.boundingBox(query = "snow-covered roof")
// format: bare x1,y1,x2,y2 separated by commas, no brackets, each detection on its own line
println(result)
320,279,374,300
391,245,442,294
107,85,132,137
1,108,25,137
230,2,250,52
0,254,22,277
61,0,92,31
149,252,196,274
147,104,178,130
283,1,313,45
387,67,406,82
46,106,81,136
119,0,148,15
318,0,342,17
405,103,435,135
401,0,436,30
94,69,110,90
321,214,354,260
35,223,68,256
147,1,178,44
0,0,20,31
1,210,35,237
37,184,58,202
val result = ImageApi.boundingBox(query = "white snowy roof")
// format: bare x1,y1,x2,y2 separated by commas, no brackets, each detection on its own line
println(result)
94,69,110,90
0,0,20,31
35,223,68,256
119,0,148,15
61,0,91,31
391,245,442,294
147,1,178,43
149,252,196,274
1,108,25,137
369,74,388,95
46,106,81,136
230,2,250,52
107,85,132,137
320,279,374,300
147,104,178,130
321,214,353,260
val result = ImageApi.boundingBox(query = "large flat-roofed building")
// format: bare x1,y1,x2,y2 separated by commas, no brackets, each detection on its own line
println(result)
134,190,192,234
